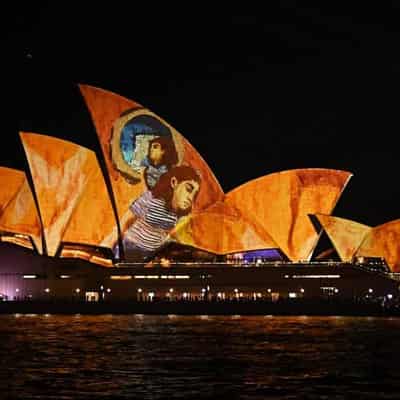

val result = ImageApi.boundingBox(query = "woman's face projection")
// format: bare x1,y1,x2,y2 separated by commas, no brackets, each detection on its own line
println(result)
112,112,179,184
149,142,165,166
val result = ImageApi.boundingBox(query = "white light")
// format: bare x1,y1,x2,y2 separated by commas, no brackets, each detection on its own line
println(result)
234,288,239,293
60,275,71,279
334,288,339,293
388,294,393,299
289,292,297,298
284,275,290,278
201,288,206,293
267,288,272,293
292,275,341,279
217,292,222,298
106,288,111,293
137,288,142,293
15,288,19,292
368,288,373,293
169,288,174,293
44,288,50,293
100,285,104,290
23,275,37,279
183,292,188,298
300,288,305,293
75,288,80,293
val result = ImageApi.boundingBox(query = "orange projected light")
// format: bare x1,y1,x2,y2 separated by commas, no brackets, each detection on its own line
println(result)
80,85,224,259
172,201,279,255
225,169,352,262
0,234,34,250
313,214,371,262
60,245,113,267
20,133,116,256
0,167,25,213
356,219,400,272
1,86,356,266
0,167,42,253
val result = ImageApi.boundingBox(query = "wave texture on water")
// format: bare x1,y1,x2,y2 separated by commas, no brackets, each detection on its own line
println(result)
1,315,400,399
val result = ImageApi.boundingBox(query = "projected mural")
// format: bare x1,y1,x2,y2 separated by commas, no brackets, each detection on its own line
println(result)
80,85,223,261
4,84,400,270
76,85,357,263
111,112,179,189
118,165,201,260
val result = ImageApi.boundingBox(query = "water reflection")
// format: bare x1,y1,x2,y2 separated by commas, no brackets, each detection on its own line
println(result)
0,315,399,399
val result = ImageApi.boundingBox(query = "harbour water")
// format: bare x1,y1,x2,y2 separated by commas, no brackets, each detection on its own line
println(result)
1,314,399,399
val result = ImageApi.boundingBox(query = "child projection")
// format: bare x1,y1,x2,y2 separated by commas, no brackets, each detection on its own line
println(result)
118,165,201,261
141,136,178,189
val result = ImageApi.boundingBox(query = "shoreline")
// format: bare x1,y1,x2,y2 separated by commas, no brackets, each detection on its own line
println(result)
1,299,399,317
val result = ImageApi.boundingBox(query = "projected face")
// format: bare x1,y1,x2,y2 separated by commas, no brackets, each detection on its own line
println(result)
149,142,165,166
111,112,179,186
171,178,200,213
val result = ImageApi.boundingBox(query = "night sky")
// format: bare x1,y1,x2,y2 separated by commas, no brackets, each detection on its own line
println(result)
2,2,400,227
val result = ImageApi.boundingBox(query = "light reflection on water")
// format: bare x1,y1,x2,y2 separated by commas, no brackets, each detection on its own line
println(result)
0,315,400,399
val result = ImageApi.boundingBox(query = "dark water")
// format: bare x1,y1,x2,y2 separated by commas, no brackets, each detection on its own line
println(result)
0,315,400,399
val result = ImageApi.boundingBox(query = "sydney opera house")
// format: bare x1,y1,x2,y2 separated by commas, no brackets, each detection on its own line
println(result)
0,85,399,304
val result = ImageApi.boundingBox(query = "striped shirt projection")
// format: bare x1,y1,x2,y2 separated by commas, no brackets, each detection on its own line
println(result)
124,191,177,252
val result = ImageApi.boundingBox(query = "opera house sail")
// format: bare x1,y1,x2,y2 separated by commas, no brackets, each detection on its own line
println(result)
0,84,399,305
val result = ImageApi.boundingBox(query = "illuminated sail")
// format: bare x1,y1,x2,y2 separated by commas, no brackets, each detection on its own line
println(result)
0,167,25,214
356,219,400,272
313,214,371,261
0,167,42,252
225,169,352,262
20,132,116,257
172,201,279,254
79,85,224,260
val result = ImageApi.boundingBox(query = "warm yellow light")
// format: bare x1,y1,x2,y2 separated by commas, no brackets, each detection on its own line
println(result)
110,275,132,280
